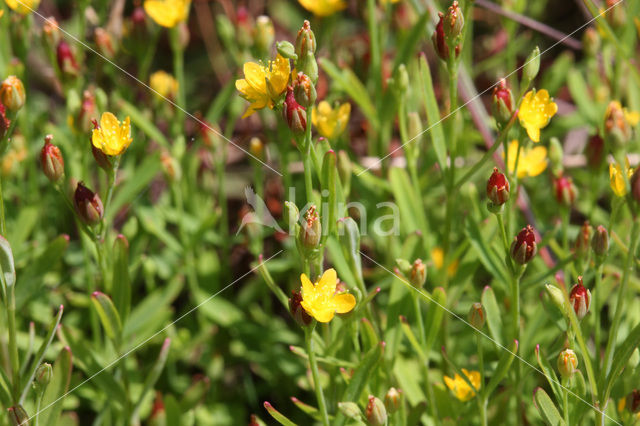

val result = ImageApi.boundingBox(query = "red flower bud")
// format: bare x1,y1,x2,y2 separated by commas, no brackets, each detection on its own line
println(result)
283,87,306,135
486,167,510,206
569,276,591,320
553,174,577,206
591,225,609,258
574,221,592,258
510,225,537,265
584,134,604,170
468,302,485,329
491,79,514,125
41,135,64,182
431,11,461,61
289,289,312,327
0,102,10,140
626,390,640,414
57,41,79,77
443,1,464,40
365,395,387,426
74,182,104,225
409,259,427,289
298,205,320,250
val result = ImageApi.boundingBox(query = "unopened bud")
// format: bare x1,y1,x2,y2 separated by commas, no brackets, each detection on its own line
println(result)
293,72,316,108
74,182,104,225
34,362,53,390
160,150,182,182
545,284,565,312
0,103,10,140
283,88,307,134
468,302,485,329
582,27,600,57
276,40,297,60
365,395,387,426
409,259,427,288
57,41,79,77
338,402,363,420
289,289,312,327
486,167,510,206
42,17,61,47
254,16,274,56
8,406,28,426
78,90,97,134
295,20,316,57
592,225,609,258
41,135,65,182
299,205,321,249
574,221,592,259
569,277,591,320
626,390,640,414
443,1,464,40
0,76,26,112
249,137,264,160
557,348,578,379
431,12,460,60
553,174,577,207
605,0,625,28
510,225,537,265
548,137,564,175
95,28,117,59
523,46,541,84
491,79,514,125
385,387,401,414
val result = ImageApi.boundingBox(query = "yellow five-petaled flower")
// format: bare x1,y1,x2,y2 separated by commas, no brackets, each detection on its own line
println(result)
236,55,290,118
143,0,191,28
504,140,547,179
300,269,356,323
609,157,634,197
298,0,347,17
4,0,40,15
312,101,351,140
444,369,481,402
91,112,133,156
518,89,558,142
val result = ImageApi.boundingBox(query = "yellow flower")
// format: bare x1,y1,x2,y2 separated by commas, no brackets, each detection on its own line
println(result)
300,269,356,323
609,158,634,197
504,140,547,178
143,0,190,28
0,10,4,18
430,247,458,278
91,112,133,156
236,55,290,118
444,369,481,402
4,0,40,15
518,89,558,142
298,0,346,17
150,71,179,99
312,101,351,139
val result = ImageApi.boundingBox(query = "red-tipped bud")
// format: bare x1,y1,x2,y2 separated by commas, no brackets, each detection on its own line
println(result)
41,135,64,182
365,395,387,426
574,221,592,259
295,20,316,57
95,28,117,59
409,259,427,289
78,90,97,134
585,134,604,170
569,277,591,320
288,289,312,327
591,225,609,258
491,79,514,125
7,406,29,426
553,174,577,206
510,225,537,265
385,388,402,414
57,41,79,77
431,11,461,61
130,6,148,36
283,87,306,135
557,349,578,379
74,182,104,225
486,167,510,206
90,119,112,171
0,102,10,140
443,1,464,40
149,392,166,426
0,76,26,112
293,72,316,108
468,302,485,329
298,205,320,249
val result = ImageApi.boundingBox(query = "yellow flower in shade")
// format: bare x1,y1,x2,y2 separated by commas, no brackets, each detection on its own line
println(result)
298,0,346,17
609,158,634,197
91,112,133,156
4,0,40,15
150,71,179,99
236,55,290,118
518,89,558,142
300,269,356,323
143,0,190,28
312,101,351,140
444,369,481,402
430,247,458,278
504,140,547,178
0,10,4,18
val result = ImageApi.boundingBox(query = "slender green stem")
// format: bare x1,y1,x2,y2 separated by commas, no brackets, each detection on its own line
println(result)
602,216,640,378
477,334,487,426
302,108,314,205
562,378,570,425
304,325,329,426
7,285,19,402
170,26,186,132
0,175,6,236
593,262,603,371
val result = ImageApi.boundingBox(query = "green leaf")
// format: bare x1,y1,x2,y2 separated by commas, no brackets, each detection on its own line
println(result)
39,346,73,426
535,344,563,403
180,375,211,412
481,286,504,348
418,55,447,170
0,235,16,288
533,387,566,426
264,401,297,426
388,167,419,234
335,342,385,426
112,235,131,323
399,316,427,361
337,217,363,282
91,292,123,346
485,339,518,398
131,338,171,424
109,153,162,222
602,321,640,402
321,149,337,241
424,287,447,352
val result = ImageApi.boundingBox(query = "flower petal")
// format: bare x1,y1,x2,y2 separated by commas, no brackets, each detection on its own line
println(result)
318,268,337,294
525,124,540,142
312,307,335,323
333,293,356,313
300,273,314,296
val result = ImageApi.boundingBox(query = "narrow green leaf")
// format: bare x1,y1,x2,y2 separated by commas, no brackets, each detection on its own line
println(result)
264,401,297,426
533,387,566,426
112,235,131,323
0,235,16,288
256,254,289,309
180,375,211,412
291,396,335,421
388,167,419,234
603,321,640,402
424,287,446,352
418,55,447,170
39,346,73,426
360,318,379,350
485,339,518,398
399,316,427,361
321,149,337,241
131,338,171,424
535,344,563,403
481,286,504,347
337,217,363,282
91,292,123,346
